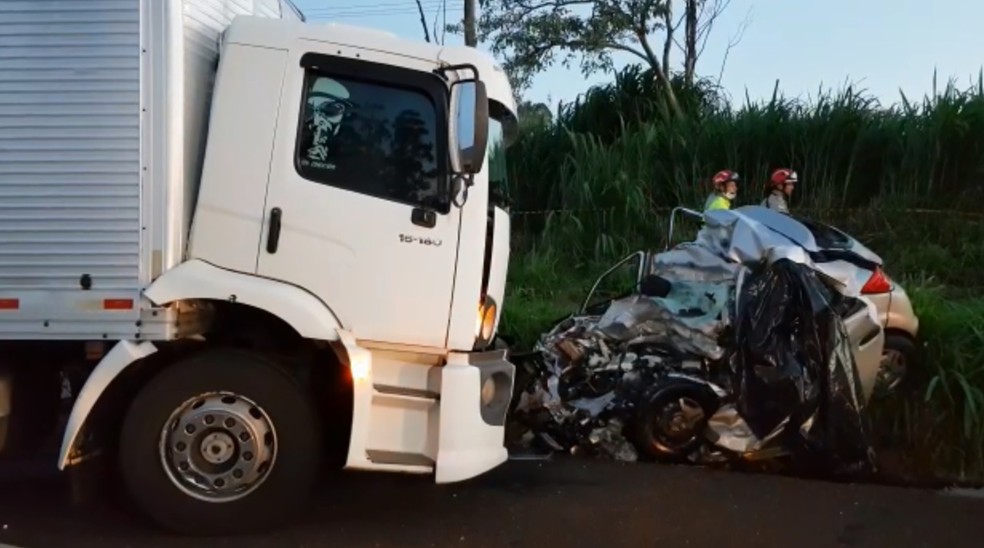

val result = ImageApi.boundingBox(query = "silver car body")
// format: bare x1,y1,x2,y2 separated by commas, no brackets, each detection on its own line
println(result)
728,207,919,339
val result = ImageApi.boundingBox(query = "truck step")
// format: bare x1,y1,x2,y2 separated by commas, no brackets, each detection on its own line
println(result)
372,385,439,404
365,450,434,470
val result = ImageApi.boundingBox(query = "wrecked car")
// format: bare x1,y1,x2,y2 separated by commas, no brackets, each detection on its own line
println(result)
511,206,883,475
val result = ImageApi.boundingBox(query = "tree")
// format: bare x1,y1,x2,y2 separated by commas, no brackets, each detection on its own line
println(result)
677,0,747,87
464,1,742,118
518,100,553,126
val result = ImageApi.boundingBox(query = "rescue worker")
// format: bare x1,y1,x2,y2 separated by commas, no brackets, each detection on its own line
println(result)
761,168,797,214
703,170,739,211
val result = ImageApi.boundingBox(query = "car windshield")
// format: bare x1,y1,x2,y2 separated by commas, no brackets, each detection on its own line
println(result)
487,117,510,208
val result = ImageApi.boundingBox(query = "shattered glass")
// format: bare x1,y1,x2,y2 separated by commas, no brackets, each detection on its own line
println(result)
594,281,731,360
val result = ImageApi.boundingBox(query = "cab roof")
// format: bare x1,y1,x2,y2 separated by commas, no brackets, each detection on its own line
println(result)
223,16,517,118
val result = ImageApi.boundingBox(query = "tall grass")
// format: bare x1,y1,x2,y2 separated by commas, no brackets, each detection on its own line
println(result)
508,67,984,261
868,283,984,483
503,65,984,482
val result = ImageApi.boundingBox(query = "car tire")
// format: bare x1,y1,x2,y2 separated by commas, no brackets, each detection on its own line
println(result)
632,379,719,462
119,349,321,535
873,333,918,400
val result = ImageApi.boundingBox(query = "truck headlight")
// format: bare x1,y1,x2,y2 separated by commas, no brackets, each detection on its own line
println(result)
475,297,498,346
481,376,497,406
349,354,371,382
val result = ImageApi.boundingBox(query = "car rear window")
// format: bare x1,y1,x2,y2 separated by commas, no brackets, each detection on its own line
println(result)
795,218,854,250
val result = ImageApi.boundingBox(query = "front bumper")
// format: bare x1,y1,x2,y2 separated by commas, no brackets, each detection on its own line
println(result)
436,349,516,483
340,331,516,484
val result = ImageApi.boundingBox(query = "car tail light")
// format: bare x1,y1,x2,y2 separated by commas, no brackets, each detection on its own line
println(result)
861,267,892,294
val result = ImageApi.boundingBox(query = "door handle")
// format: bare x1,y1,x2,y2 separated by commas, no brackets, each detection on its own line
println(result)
266,207,282,253
411,207,436,229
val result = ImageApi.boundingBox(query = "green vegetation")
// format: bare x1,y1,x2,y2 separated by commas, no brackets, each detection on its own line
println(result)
501,66,984,483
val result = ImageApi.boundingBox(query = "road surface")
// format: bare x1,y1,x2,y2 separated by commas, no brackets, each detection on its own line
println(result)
0,457,981,547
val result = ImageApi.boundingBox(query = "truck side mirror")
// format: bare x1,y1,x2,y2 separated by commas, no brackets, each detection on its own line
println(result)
449,79,489,175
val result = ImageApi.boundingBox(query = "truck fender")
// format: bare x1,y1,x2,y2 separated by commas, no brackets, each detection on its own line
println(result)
143,259,344,341
58,340,158,469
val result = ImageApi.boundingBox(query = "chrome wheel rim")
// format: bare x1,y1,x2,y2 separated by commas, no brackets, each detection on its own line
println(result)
655,396,704,445
159,392,277,503
876,349,908,395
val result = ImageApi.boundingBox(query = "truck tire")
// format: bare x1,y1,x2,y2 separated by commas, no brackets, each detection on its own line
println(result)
118,349,321,535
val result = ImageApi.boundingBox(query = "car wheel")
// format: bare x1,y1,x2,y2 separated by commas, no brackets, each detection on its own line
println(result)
872,334,917,400
633,380,719,462
119,349,321,535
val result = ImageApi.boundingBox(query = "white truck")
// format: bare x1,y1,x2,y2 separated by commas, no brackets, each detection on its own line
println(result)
0,0,519,534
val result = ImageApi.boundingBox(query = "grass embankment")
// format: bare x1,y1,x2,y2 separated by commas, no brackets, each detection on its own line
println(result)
501,68,984,483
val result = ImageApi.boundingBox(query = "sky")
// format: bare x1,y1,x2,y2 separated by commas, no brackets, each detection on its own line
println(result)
293,0,984,110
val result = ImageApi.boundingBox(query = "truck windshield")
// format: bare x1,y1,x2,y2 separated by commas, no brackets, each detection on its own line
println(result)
487,117,510,208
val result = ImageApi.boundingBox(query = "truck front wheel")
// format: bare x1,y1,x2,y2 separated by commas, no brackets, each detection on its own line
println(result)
119,349,321,535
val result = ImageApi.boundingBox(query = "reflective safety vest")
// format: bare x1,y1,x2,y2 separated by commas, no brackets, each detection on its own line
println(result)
703,193,731,212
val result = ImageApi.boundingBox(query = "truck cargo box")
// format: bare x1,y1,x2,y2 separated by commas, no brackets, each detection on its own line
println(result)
0,0,301,340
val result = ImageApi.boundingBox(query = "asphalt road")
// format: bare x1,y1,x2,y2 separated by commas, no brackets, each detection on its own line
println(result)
0,457,982,548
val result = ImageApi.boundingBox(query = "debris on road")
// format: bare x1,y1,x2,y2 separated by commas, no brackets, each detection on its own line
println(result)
511,208,877,476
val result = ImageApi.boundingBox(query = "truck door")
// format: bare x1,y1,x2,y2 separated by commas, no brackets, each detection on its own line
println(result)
257,51,460,348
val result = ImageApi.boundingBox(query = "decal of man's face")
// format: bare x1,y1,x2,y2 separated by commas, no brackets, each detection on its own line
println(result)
306,77,351,163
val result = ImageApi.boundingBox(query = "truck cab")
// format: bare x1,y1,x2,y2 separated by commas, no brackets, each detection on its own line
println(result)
0,10,518,535
189,18,515,354
164,16,519,480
